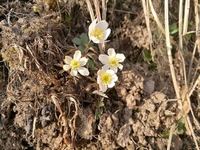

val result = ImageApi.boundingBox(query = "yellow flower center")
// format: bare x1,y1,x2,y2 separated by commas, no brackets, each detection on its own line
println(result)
100,72,112,85
109,57,119,67
90,28,104,40
70,59,80,70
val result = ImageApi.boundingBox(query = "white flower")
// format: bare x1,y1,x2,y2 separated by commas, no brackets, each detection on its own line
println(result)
88,19,111,44
99,48,125,73
63,50,89,77
97,68,118,92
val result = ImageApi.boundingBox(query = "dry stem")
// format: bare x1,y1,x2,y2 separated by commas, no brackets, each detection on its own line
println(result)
164,0,181,106
93,0,101,21
188,42,197,82
142,0,153,59
194,0,199,34
167,124,175,150
183,0,190,35
86,0,95,21
102,0,107,20
187,116,200,150
148,0,165,34
189,75,200,97
179,0,184,50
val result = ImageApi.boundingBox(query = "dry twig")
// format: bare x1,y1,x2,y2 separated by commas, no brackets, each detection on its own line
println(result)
148,0,165,34
167,124,175,150
183,0,190,35
102,0,107,20
86,0,95,21
93,0,101,21
164,0,181,107
142,0,153,59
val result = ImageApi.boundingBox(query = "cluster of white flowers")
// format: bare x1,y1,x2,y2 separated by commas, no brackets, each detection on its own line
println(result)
63,19,125,93
98,48,125,92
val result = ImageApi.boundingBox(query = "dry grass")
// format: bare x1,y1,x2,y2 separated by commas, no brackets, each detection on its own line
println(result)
142,0,153,59
86,0,95,21
143,0,200,149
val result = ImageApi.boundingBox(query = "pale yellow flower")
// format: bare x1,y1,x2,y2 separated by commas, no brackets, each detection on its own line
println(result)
97,68,118,92
63,50,89,76
99,48,125,73
88,19,111,43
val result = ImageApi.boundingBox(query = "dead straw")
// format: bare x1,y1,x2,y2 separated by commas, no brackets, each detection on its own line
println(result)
188,42,197,82
167,124,175,150
148,0,165,34
86,0,95,21
93,0,101,21
183,0,190,35
194,0,199,34
164,0,181,106
179,0,184,50
145,0,200,149
164,1,181,148
142,0,153,59
102,0,107,20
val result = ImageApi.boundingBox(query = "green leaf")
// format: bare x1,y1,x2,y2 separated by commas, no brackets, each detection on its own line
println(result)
148,62,157,71
143,49,157,70
87,59,95,70
143,49,152,63
170,23,178,35
72,37,81,45
72,33,89,52
95,100,105,120
78,45,84,52
176,118,186,135
80,33,89,44
64,15,72,26
161,129,170,139
95,108,103,120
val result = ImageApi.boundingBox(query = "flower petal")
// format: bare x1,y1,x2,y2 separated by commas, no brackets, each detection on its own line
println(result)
64,56,72,64
89,19,97,40
99,84,107,92
108,81,115,88
107,48,116,56
104,28,111,40
111,67,118,73
73,50,81,60
106,69,115,75
78,67,89,76
97,76,101,84
96,20,109,30
89,19,97,33
97,69,103,75
70,70,78,76
90,36,101,43
80,57,88,66
102,65,109,70
118,64,123,70
63,64,70,71
116,53,125,62
111,73,118,82
99,54,109,64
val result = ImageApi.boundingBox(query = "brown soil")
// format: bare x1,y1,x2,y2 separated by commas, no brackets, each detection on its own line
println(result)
0,0,199,150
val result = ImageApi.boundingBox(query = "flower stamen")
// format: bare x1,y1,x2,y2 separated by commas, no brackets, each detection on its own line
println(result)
100,72,112,85
109,57,119,67
90,28,104,40
70,59,80,70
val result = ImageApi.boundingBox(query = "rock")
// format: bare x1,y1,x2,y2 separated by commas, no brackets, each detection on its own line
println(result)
144,79,155,94
117,124,131,147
